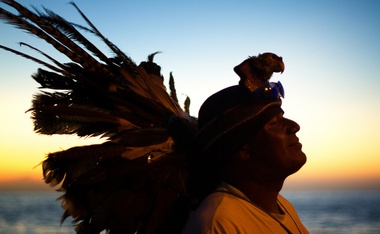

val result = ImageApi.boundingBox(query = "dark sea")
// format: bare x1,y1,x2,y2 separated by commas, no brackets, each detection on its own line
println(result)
0,190,379,234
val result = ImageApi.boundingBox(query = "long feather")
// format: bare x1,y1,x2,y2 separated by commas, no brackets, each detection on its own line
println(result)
169,72,179,103
19,42,68,72
37,6,113,66
1,1,109,74
0,45,63,73
69,2,136,72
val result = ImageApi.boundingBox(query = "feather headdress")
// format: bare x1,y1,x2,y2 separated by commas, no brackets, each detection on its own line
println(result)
1,1,196,233
1,1,286,233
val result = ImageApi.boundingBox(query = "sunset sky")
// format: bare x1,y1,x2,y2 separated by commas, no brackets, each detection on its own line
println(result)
1,0,379,190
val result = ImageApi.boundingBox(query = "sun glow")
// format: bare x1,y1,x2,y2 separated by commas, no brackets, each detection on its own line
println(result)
1,0,380,190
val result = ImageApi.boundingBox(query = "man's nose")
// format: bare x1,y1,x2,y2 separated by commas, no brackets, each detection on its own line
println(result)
285,118,300,134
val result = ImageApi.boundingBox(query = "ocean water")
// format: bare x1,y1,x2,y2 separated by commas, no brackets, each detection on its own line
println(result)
0,190,379,234
283,190,380,234
0,191,73,234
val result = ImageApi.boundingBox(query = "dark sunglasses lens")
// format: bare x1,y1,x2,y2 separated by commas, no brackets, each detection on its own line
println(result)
277,81,284,98
253,82,284,101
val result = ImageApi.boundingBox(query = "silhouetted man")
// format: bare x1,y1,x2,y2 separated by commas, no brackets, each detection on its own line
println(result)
182,53,309,233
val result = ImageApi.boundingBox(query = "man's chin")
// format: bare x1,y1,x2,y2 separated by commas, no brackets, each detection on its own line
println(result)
290,153,307,175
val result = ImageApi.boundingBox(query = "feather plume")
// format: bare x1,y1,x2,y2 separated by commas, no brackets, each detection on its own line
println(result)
169,72,179,103
1,1,196,233
184,96,191,115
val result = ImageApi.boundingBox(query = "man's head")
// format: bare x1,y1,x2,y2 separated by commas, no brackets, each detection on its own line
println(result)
190,52,306,196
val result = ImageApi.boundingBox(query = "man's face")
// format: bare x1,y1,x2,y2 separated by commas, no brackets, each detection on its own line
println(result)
247,113,307,179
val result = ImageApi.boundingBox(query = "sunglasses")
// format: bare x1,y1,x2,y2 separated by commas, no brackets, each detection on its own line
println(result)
252,81,285,101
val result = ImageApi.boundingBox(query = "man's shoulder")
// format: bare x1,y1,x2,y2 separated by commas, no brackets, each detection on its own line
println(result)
192,185,273,223
193,190,235,218
181,192,232,233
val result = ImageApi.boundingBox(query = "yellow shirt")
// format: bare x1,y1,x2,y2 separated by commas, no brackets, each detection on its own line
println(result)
182,182,309,234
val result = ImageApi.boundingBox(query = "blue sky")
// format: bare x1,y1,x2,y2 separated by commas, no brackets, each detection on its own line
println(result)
1,0,380,189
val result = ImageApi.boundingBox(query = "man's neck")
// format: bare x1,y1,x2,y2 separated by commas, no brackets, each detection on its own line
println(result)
227,179,284,214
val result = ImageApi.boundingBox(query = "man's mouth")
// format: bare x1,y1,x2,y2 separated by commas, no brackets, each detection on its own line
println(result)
289,141,302,149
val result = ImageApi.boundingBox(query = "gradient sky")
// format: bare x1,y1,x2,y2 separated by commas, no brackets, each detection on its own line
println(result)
1,0,379,190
